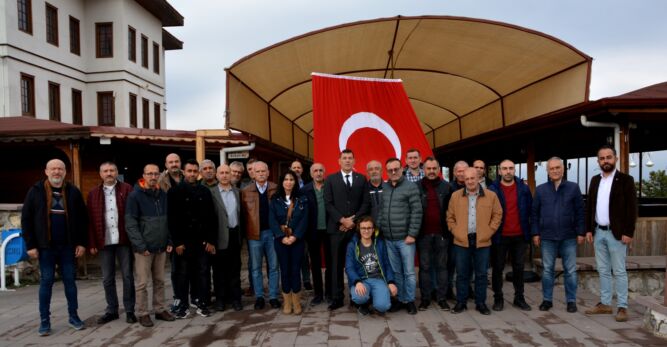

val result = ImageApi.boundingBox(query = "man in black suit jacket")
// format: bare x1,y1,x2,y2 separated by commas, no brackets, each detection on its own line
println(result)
323,149,370,310
584,145,637,323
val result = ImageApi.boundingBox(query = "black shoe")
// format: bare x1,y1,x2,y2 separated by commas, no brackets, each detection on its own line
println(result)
328,299,344,311
310,295,323,306
254,297,265,310
513,298,532,311
389,301,403,313
357,304,370,316
492,298,504,311
232,300,243,311
418,300,430,311
566,302,577,313
539,300,553,312
304,282,313,291
269,298,281,309
452,303,467,314
126,312,137,324
438,300,450,311
476,304,491,315
406,302,417,315
96,312,119,325
325,295,333,304
213,302,226,312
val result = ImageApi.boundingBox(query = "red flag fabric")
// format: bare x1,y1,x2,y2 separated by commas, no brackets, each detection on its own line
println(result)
312,73,433,177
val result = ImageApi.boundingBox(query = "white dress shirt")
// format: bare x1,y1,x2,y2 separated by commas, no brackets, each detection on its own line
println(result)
595,169,616,227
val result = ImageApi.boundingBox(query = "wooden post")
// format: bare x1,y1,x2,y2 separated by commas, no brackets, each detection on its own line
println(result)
196,131,205,163
619,123,630,174
526,141,536,194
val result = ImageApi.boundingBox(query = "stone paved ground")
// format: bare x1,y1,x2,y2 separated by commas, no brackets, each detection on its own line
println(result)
0,268,664,347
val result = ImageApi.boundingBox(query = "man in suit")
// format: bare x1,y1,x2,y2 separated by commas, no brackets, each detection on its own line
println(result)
584,145,637,322
210,164,243,312
323,149,370,310
302,163,330,306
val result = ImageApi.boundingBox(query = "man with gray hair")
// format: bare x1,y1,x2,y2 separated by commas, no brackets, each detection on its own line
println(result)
447,160,469,300
229,161,245,188
200,159,217,188
532,157,584,313
366,160,383,223
452,161,469,191
302,163,330,305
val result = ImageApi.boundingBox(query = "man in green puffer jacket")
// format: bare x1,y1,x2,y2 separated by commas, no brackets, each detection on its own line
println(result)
377,158,422,315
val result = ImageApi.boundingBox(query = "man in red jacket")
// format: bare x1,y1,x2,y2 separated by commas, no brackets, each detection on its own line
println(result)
87,162,136,325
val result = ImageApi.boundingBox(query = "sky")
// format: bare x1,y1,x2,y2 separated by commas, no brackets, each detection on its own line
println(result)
163,0,667,131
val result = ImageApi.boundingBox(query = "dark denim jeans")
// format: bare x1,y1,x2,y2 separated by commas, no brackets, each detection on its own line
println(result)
417,234,448,301
275,238,305,293
454,244,490,305
100,244,135,314
491,235,526,300
38,246,78,320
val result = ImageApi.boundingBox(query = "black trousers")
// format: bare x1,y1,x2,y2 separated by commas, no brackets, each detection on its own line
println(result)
328,231,351,301
491,235,526,300
212,227,242,303
308,229,331,298
417,234,448,301
174,244,209,307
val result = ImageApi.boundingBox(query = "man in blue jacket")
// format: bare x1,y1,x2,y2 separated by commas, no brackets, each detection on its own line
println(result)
488,159,532,312
532,157,585,313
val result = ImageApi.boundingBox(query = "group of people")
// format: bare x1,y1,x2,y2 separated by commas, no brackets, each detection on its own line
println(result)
20,144,637,336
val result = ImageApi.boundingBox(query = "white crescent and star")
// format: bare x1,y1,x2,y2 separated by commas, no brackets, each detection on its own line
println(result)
338,112,401,158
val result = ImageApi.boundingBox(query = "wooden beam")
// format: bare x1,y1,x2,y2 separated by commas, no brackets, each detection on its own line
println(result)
526,141,536,194
619,123,630,174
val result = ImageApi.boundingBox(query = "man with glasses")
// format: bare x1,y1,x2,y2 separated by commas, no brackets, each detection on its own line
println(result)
378,158,422,314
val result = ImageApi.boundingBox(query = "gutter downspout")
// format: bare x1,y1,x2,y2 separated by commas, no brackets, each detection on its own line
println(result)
220,142,256,165
580,115,621,168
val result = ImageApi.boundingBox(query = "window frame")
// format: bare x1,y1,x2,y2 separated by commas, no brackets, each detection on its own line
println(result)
69,16,80,55
97,91,115,126
20,73,35,117
129,93,137,128
17,0,33,34
95,22,113,58
153,42,160,74
153,102,161,129
142,98,149,129
71,89,82,125
128,26,137,62
141,35,148,68
45,3,58,46
48,82,61,121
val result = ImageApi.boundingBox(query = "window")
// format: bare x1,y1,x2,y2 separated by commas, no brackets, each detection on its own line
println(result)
141,35,148,68
128,26,136,62
71,89,82,125
45,3,58,46
154,102,161,129
142,98,149,128
20,73,35,116
69,16,80,55
129,93,137,127
97,92,115,126
96,23,113,58
18,0,32,34
48,82,60,121
153,42,160,74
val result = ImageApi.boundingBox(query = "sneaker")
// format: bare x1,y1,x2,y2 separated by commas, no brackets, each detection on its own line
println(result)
539,301,553,312
437,300,450,311
406,302,417,315
139,314,154,327
254,297,266,310
615,308,628,322
418,300,430,311
269,298,281,309
69,315,85,330
492,298,504,311
585,302,612,315
196,305,211,317
97,312,119,325
155,311,175,321
566,302,577,313
357,304,370,316
38,319,51,336
126,312,138,324
170,299,181,313
174,306,191,319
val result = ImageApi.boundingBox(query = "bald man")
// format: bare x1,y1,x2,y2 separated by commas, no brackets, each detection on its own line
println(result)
22,159,88,335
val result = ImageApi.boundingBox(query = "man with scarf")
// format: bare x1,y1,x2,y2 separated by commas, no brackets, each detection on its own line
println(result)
22,159,88,336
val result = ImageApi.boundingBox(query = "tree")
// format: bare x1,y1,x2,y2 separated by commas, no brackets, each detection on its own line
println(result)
640,170,667,198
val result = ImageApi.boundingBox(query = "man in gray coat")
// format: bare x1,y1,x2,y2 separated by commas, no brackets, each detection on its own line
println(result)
378,157,423,314
209,164,243,312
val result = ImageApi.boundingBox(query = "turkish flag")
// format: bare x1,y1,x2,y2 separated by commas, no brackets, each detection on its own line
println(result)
312,73,433,177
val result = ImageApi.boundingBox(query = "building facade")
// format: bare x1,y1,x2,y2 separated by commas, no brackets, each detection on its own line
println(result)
0,0,183,128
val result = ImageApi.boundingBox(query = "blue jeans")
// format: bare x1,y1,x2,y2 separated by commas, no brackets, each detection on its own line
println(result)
350,278,392,312
594,227,628,308
385,239,416,303
541,238,578,303
100,244,135,314
248,229,279,299
454,245,490,305
38,246,78,320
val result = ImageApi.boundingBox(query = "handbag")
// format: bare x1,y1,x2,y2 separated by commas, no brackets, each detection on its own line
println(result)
280,199,295,237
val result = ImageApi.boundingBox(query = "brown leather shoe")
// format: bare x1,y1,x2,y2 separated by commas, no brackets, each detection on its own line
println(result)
615,308,628,322
139,315,154,327
585,303,612,315
155,311,175,322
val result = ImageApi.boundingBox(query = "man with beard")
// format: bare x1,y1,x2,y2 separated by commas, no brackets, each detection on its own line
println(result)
488,160,533,312
158,153,183,192
417,157,453,311
22,159,88,335
366,160,384,223
229,161,245,188
301,163,330,305
199,159,217,188
584,145,637,322
168,159,218,318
